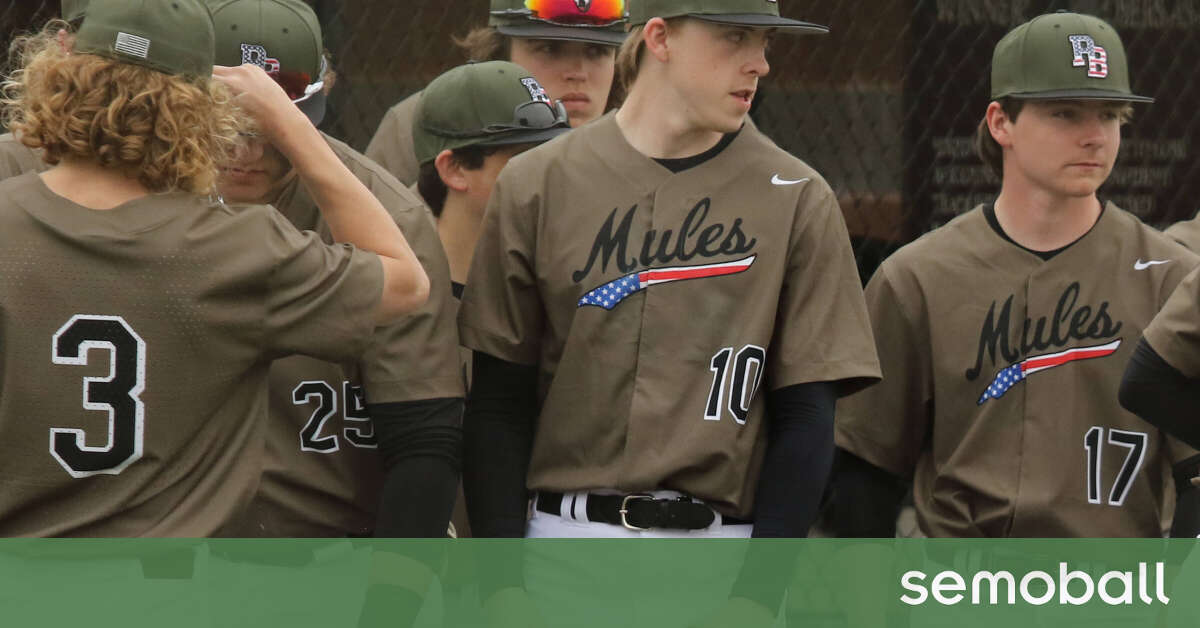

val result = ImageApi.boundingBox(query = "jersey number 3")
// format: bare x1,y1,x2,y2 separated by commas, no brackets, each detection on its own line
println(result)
50,315,146,478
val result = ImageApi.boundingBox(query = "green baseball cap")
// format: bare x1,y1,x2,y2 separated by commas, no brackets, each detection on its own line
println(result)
414,61,571,166
489,0,627,46
991,12,1152,103
73,0,214,76
62,0,88,22
629,0,828,34
206,0,327,124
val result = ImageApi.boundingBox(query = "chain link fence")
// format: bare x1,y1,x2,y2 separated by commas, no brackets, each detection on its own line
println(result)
5,0,1200,279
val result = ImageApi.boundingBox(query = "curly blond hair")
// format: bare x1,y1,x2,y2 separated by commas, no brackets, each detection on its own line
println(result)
2,23,239,194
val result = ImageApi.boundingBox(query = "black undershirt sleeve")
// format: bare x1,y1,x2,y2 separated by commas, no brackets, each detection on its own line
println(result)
824,448,908,538
728,382,837,614
750,382,838,537
1170,454,1200,538
462,352,539,538
370,397,463,538
462,351,539,599
1119,338,1200,450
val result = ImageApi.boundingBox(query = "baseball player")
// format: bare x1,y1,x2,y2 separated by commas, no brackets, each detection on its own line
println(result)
410,60,571,540
203,0,464,540
0,0,427,536
413,60,570,294
0,0,88,180
364,0,625,186
458,0,877,620
830,12,1200,539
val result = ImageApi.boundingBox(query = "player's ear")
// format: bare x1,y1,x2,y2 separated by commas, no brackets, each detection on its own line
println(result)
985,101,1014,148
434,150,469,193
643,17,671,63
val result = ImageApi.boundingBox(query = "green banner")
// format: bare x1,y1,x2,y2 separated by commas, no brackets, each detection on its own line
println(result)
1,539,1198,627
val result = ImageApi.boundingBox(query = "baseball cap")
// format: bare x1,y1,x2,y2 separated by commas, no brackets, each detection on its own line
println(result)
991,12,1153,102
414,61,571,166
206,0,328,124
628,0,828,34
73,0,214,76
62,0,88,22
489,0,627,46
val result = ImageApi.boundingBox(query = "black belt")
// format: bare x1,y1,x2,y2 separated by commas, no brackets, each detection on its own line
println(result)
536,491,752,531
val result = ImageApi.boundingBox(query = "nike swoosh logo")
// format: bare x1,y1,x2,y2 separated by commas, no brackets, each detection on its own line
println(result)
1134,259,1171,270
771,174,810,186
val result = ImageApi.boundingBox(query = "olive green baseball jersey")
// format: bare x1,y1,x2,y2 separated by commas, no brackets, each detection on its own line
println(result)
1144,267,1200,379
458,114,881,518
220,133,463,537
0,172,383,536
837,205,1200,537
0,133,47,180
1164,217,1200,253
365,92,422,187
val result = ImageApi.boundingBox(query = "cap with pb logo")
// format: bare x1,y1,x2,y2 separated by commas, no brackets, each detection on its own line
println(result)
991,12,1153,102
206,0,328,124
73,0,215,76
628,0,828,34
489,0,628,46
413,61,571,166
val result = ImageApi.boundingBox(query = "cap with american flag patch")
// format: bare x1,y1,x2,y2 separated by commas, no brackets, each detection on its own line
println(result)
73,0,215,77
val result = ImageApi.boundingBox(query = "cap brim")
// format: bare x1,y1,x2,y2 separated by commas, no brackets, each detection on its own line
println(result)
476,125,571,148
689,13,829,34
497,23,626,45
1005,89,1154,103
296,90,328,126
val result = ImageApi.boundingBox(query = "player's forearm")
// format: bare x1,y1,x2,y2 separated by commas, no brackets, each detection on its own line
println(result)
1120,338,1200,449
824,448,908,538
750,382,837,538
370,398,463,538
1170,455,1200,538
463,352,538,538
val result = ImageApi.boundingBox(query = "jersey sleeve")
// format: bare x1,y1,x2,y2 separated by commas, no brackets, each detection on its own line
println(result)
768,179,881,394
260,207,384,363
365,96,421,187
835,263,932,478
1143,266,1200,379
457,172,544,366
354,187,464,403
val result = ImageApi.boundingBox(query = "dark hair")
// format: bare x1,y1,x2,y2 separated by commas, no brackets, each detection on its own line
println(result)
417,144,500,217
975,98,1135,179
975,98,1025,179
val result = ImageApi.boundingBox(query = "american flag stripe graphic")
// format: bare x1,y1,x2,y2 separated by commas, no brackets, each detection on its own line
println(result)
977,339,1122,405
577,255,756,310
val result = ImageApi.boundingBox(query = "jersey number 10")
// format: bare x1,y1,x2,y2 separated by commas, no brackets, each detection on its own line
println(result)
704,345,766,424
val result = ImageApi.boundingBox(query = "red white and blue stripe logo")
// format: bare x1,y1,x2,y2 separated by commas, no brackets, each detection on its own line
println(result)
977,339,1122,405
577,255,756,310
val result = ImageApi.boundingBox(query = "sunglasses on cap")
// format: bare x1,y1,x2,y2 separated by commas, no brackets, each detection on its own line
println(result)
268,56,327,104
492,0,625,27
430,99,570,139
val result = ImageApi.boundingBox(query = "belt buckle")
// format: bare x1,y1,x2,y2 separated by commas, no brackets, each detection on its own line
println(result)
619,493,655,531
